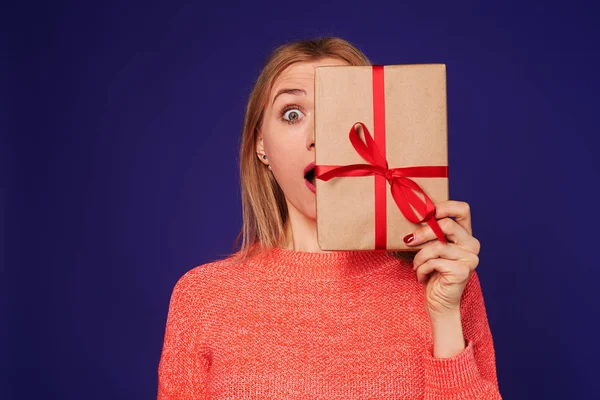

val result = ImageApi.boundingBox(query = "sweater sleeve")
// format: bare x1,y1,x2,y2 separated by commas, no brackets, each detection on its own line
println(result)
157,269,212,399
422,271,502,399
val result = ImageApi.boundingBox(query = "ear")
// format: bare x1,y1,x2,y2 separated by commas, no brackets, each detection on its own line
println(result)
255,133,269,166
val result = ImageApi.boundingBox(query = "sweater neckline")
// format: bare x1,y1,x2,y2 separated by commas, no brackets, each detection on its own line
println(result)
245,246,407,281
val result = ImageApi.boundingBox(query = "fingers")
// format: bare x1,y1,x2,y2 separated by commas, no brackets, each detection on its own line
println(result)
412,241,479,272
414,257,473,284
433,200,472,235
406,217,481,255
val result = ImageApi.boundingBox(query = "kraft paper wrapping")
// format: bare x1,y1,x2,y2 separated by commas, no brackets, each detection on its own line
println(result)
314,64,449,251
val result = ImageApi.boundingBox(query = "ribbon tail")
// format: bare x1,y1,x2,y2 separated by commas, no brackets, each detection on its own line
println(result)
427,217,447,243
390,178,447,244
402,186,435,222
389,183,422,222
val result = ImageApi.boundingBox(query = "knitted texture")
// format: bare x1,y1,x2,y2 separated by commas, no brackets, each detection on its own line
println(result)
157,247,502,399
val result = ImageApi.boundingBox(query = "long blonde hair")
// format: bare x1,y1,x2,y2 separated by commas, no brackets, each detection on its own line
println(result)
232,37,415,263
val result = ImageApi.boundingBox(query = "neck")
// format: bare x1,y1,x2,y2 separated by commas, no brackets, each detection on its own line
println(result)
283,199,332,253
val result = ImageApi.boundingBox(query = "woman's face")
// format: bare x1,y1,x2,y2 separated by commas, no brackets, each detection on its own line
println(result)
257,57,350,220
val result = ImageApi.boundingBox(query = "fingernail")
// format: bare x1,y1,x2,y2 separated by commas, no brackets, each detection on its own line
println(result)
403,233,414,244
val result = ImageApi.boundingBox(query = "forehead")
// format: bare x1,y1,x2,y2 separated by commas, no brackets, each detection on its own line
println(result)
271,58,350,95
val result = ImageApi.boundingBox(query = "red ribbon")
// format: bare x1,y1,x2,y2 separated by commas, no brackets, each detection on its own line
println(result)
315,65,448,250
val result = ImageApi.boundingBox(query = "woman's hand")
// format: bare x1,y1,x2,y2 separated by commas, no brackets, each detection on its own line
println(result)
404,200,480,319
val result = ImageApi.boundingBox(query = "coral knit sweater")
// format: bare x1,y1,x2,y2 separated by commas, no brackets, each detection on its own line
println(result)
157,247,502,399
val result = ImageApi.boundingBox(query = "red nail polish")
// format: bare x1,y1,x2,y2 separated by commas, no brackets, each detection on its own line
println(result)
403,233,414,244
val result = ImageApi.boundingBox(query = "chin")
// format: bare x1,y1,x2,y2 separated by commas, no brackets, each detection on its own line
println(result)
303,212,317,221
296,197,317,221
301,204,317,221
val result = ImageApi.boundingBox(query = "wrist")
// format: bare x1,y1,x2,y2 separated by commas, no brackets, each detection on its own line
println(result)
429,310,465,358
427,306,460,323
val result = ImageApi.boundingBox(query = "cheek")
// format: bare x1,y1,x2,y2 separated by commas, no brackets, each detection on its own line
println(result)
263,129,293,159
267,151,304,193
262,125,307,188
271,156,300,187
265,138,301,172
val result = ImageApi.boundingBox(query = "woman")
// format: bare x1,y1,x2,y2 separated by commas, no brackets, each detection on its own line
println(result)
157,37,502,399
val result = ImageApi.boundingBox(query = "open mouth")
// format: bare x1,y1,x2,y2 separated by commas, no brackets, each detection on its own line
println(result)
304,168,315,185
304,162,316,193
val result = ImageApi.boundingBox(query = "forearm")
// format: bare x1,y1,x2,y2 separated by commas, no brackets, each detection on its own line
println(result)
429,309,466,358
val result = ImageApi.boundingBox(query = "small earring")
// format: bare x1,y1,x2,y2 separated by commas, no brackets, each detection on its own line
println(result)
262,154,267,159
268,165,272,171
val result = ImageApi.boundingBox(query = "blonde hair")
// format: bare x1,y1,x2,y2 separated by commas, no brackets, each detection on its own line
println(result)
231,36,415,264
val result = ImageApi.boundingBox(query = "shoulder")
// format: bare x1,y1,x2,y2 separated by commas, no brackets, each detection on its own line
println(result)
168,253,247,307
161,255,247,348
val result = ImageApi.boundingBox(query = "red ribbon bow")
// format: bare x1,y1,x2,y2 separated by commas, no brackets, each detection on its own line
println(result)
314,65,448,250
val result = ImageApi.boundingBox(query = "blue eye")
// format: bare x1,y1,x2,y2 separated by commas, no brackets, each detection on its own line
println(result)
281,106,305,125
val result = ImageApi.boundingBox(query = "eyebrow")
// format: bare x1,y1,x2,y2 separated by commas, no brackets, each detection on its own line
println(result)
272,88,307,105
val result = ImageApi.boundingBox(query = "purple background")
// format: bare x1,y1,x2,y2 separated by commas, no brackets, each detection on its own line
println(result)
4,0,599,399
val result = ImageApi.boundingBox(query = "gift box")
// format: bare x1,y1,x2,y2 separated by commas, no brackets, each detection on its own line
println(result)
314,64,449,251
